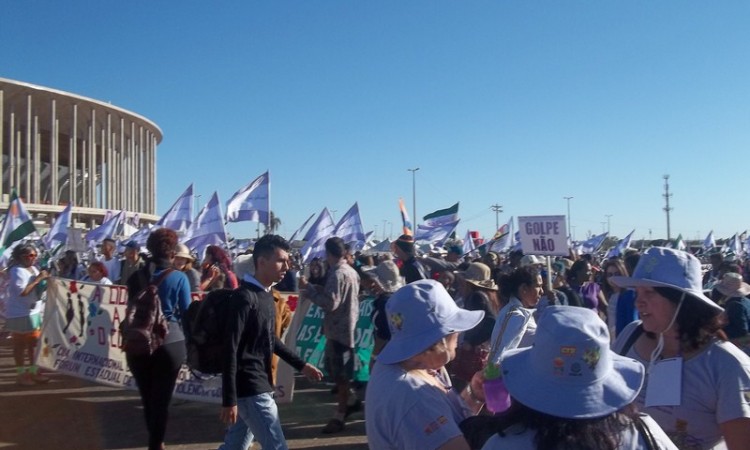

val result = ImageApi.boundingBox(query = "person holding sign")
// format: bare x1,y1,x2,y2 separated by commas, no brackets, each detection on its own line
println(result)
612,247,750,450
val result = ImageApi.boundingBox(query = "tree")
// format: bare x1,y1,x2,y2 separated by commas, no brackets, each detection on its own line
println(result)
263,211,281,235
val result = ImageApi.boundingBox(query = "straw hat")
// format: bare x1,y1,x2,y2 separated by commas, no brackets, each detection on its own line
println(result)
714,272,750,298
461,262,498,291
174,244,194,261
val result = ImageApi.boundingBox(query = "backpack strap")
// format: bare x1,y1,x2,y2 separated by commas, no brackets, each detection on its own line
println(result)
617,323,644,356
152,268,175,286
633,414,657,450
487,306,520,363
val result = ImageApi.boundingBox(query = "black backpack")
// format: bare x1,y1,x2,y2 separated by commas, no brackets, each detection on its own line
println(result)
121,269,174,357
185,288,235,375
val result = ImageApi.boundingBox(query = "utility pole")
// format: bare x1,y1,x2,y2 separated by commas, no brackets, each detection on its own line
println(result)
605,214,612,234
564,196,574,240
408,168,420,227
663,175,673,241
491,204,503,230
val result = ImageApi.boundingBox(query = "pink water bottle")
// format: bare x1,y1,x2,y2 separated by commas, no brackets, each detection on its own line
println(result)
483,363,511,413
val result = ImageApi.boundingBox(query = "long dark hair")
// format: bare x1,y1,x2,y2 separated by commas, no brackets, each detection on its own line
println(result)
651,286,723,351
491,401,638,450
498,266,539,299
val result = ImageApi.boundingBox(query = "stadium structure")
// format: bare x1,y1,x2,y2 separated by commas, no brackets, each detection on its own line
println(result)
0,77,162,232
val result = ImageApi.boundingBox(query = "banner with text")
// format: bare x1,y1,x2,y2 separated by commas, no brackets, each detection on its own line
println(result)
35,278,300,404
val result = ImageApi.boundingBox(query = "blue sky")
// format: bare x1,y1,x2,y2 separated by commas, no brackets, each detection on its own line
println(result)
3,1,749,244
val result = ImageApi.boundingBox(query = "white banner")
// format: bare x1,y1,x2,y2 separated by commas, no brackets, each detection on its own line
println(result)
517,215,568,257
36,278,295,404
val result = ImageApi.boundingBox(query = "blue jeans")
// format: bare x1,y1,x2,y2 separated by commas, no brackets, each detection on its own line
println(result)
219,392,288,450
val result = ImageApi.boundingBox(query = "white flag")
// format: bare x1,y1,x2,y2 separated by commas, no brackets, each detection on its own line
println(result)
225,171,270,224
183,192,228,257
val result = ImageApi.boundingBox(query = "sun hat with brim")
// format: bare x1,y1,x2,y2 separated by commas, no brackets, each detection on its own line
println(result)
377,279,484,365
461,262,498,291
500,306,644,419
174,244,195,261
610,247,723,312
362,260,404,293
714,272,750,298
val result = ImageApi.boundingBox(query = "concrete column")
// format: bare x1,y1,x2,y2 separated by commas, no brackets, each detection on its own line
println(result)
51,99,58,205
25,94,32,200
0,89,4,200
33,114,40,203
71,104,78,207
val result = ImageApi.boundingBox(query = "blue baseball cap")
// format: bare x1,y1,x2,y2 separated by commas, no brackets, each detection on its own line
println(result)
377,280,484,365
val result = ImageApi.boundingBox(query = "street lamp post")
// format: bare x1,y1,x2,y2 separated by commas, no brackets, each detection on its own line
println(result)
605,214,612,234
563,196,574,240
408,167,420,227
383,219,387,241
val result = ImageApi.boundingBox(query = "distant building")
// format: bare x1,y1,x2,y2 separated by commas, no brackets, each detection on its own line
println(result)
0,78,162,232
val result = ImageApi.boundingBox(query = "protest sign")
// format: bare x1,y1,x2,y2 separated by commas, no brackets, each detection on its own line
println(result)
517,215,568,257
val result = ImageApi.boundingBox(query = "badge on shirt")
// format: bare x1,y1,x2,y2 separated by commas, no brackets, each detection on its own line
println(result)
645,357,682,407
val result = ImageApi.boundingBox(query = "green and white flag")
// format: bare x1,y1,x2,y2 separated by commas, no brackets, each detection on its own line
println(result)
0,190,38,257
422,202,459,227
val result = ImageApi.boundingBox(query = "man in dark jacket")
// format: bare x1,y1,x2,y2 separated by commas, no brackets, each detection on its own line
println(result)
219,234,323,450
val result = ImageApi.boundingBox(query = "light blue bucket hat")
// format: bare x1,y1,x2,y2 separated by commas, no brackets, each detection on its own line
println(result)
377,280,484,365
501,306,644,418
610,247,722,312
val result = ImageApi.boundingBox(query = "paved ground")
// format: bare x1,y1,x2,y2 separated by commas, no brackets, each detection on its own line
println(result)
0,337,369,450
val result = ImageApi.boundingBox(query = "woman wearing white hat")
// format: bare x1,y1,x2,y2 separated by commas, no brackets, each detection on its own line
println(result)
366,280,487,450
481,306,677,450
612,247,750,450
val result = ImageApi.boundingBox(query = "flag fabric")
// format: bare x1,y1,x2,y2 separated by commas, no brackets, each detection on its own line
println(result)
85,210,125,245
577,232,609,255
300,208,335,263
43,203,72,249
225,171,270,224
672,234,686,251
489,217,514,253
130,213,140,228
605,230,635,258
334,203,366,250
127,225,152,248
289,213,316,243
462,229,477,256
0,190,38,257
728,233,743,257
155,183,194,233
414,219,460,245
422,202,459,227
399,199,413,236
182,192,228,257
703,231,715,251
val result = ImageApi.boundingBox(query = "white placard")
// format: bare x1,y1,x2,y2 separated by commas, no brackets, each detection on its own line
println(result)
518,215,568,256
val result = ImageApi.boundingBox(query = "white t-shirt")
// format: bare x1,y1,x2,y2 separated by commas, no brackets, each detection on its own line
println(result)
98,255,121,284
488,297,536,365
481,414,678,450
6,266,42,319
365,362,468,450
614,321,750,450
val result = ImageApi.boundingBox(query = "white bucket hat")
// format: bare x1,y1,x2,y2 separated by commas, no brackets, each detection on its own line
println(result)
714,272,750,298
501,305,645,418
610,247,722,312
377,280,484,365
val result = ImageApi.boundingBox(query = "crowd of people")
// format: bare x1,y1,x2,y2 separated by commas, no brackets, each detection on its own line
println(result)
2,230,750,449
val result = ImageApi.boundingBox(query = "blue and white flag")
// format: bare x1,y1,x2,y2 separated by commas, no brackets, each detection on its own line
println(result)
86,210,125,245
578,232,609,255
225,171,270,224
43,203,72,249
422,202,459,227
183,192,228,257
289,212,316,243
414,219,460,245
334,203,366,250
462,229,477,256
155,184,194,233
127,225,152,248
300,208,335,263
605,230,635,258
727,233,743,257
703,231,715,251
